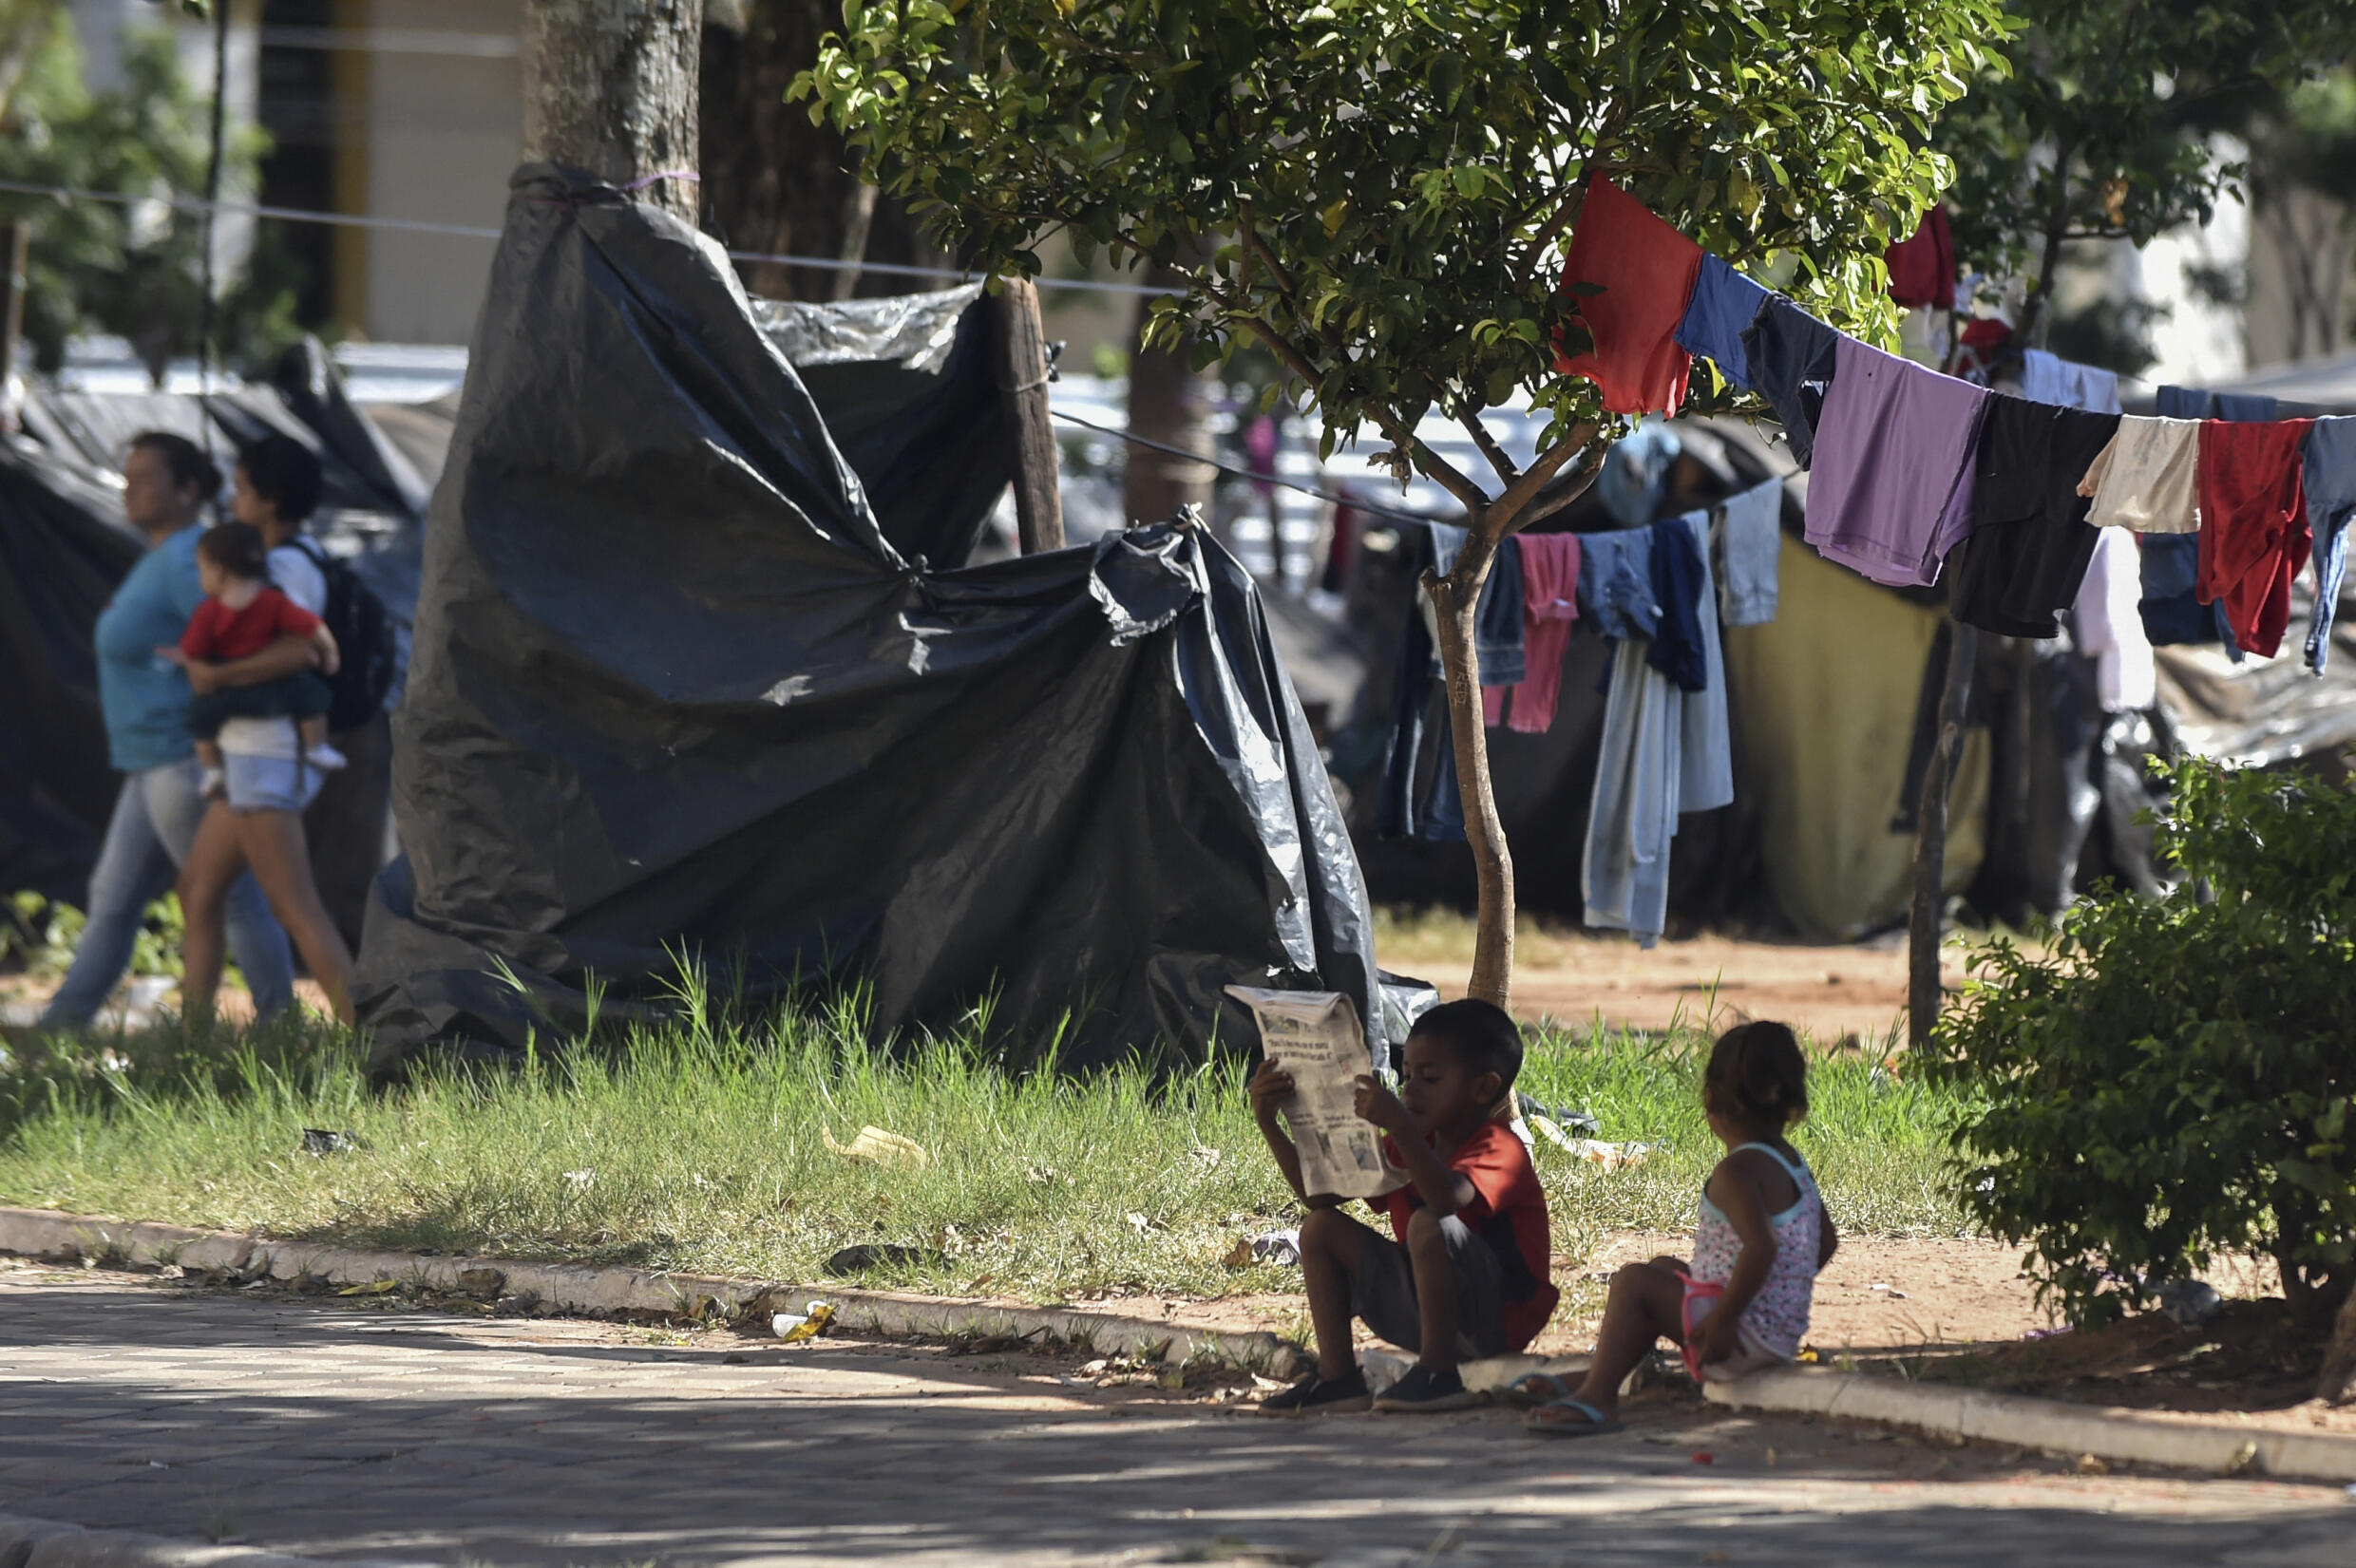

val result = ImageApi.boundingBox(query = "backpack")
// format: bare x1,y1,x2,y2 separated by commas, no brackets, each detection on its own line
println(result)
291,538,396,731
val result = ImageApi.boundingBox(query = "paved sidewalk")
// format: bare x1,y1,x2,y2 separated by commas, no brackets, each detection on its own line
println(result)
2,1260,2350,1567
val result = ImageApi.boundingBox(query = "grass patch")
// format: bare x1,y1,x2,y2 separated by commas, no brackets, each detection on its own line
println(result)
0,995,1971,1304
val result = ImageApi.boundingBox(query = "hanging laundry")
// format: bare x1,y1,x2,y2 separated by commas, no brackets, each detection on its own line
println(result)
2078,417,2202,533
2304,418,2356,674
2196,418,2317,659
2019,349,2120,415
1646,517,1709,692
1376,527,1456,841
1597,423,1683,528
1803,333,1990,588
1884,206,1956,311
2069,362,2121,416
1429,524,1528,688
1674,255,1770,392
2138,534,2231,648
1949,316,2015,386
2156,387,2281,425
1948,396,2119,638
1501,532,1582,734
2074,528,2155,712
1574,526,1660,641
1712,477,1783,627
1583,510,1732,948
1740,297,1840,469
1553,177,1704,416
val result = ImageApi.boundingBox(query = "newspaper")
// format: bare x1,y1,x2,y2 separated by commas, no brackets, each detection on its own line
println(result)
1226,986,1407,1200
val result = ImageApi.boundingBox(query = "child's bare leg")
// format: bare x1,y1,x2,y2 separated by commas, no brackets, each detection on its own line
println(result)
1403,1208,1460,1374
1298,1207,1365,1381
1568,1260,1687,1418
195,739,221,770
299,716,328,753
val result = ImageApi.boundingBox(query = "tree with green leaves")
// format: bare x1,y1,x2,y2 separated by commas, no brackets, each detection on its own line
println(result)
0,9,297,385
797,0,2004,1006
1936,0,2351,347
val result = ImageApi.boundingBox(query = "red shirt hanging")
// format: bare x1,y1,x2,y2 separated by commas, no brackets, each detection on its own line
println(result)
1885,206,1956,312
2196,419,2316,658
1553,177,1703,417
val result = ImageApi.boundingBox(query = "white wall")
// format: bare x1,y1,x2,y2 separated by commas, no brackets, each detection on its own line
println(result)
357,0,522,345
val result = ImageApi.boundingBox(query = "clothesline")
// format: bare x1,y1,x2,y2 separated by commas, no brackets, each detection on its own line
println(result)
1553,176,2356,673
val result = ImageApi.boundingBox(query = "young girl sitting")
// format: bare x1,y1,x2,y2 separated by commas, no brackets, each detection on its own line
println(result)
1523,1020,1836,1436
164,522,344,797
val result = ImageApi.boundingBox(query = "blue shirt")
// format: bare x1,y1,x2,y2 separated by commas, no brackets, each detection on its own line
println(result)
94,526,206,773
1675,255,1770,392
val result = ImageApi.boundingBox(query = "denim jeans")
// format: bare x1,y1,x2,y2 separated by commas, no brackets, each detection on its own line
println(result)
38,757,295,1030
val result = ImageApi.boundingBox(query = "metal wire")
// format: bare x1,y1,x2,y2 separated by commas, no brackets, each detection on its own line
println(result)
0,178,1180,298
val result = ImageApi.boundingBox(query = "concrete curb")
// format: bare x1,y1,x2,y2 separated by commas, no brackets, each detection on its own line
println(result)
0,1206,1303,1374
1703,1364,2356,1483
0,1511,420,1568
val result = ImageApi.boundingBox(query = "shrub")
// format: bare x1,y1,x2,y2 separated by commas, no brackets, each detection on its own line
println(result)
1926,758,2356,1329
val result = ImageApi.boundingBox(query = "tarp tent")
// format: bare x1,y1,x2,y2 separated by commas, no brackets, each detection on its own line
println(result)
0,440,142,908
354,165,1378,1080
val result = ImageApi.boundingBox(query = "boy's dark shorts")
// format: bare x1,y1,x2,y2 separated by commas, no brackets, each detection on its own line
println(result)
187,671,332,741
1351,1214,1509,1360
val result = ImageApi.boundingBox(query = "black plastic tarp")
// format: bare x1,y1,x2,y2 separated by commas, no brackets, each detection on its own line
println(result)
749,284,1015,571
0,439,142,907
354,164,1378,1078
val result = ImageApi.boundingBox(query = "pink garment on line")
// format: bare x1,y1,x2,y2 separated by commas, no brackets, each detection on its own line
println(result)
1485,533,1582,732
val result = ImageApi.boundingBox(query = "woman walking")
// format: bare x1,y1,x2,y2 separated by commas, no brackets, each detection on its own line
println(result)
175,445,358,1028
38,434,296,1032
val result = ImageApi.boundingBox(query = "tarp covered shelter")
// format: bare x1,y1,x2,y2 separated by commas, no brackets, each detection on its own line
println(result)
354,165,1378,1080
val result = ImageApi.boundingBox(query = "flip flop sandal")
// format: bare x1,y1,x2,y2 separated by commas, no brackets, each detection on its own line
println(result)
1525,1398,1623,1438
1500,1371,1580,1408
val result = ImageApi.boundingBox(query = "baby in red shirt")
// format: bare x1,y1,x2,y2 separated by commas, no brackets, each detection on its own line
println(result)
165,523,344,795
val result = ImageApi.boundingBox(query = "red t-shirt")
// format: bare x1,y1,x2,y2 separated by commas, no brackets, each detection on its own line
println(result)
1380,1119,1560,1351
1551,176,1703,417
180,587,321,663
2196,418,2315,658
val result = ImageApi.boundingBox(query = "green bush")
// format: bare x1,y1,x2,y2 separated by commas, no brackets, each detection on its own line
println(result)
1926,758,2356,1328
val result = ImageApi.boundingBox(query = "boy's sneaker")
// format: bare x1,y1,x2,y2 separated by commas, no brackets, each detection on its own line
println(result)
1373,1363,1481,1413
198,765,225,800
305,743,348,772
1257,1369,1371,1417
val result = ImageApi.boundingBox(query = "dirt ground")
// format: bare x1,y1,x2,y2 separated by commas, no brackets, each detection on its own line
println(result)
1383,924,1980,1044
3,924,1973,1046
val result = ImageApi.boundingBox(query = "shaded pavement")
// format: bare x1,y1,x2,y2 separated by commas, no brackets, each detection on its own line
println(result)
2,1260,2349,1566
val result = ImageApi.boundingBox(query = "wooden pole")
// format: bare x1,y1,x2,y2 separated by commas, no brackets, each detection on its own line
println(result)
1909,617,1977,1048
0,221,26,431
993,277,1064,553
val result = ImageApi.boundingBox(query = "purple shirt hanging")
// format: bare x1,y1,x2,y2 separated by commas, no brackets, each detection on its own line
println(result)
1803,335,1990,589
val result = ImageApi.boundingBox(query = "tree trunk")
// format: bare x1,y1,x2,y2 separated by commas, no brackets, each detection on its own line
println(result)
2320,1275,2356,1405
522,0,702,225
1909,617,1977,1048
698,0,946,300
1429,517,1514,1011
1125,260,1214,526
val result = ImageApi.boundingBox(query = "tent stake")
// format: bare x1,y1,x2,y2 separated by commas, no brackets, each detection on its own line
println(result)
1909,617,1977,1048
